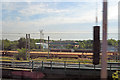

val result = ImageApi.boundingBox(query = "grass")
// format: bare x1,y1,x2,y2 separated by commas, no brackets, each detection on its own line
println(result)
0,56,29,62
31,56,94,64
0,56,92,64
0,56,13,60
1,56,120,64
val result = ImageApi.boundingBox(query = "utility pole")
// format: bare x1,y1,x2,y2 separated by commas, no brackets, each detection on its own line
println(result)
40,30,44,51
48,36,50,58
42,33,44,51
26,34,30,60
101,0,108,79
40,30,42,51
26,34,27,60
28,34,30,59
60,39,62,52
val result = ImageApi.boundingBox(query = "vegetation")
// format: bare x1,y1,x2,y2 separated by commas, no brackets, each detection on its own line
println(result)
1,38,119,65
2,38,43,51
66,44,73,49
78,40,93,49
17,38,26,49
1,56,93,64
108,39,118,46
1,56,119,64
15,48,27,60
1,38,118,51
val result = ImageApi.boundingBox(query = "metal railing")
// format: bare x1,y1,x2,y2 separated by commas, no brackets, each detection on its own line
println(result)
1,61,120,71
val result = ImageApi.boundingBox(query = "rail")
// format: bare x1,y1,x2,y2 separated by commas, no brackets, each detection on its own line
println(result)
1,61,120,71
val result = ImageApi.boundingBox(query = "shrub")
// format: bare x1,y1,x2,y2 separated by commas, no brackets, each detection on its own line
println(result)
15,48,28,60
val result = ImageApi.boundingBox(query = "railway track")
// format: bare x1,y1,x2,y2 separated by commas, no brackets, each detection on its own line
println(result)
0,50,114,56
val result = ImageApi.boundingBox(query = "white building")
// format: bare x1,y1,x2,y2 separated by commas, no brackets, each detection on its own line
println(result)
35,43,48,49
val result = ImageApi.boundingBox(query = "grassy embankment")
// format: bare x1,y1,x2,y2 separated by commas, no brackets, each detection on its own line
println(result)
1,56,119,64
1,56,93,64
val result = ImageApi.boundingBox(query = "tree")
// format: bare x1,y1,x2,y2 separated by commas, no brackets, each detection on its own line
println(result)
15,48,27,60
108,39,117,46
79,42,84,49
10,41,18,50
17,38,26,49
73,46,78,50
30,39,35,49
3,39,11,50
86,40,93,49
66,44,72,49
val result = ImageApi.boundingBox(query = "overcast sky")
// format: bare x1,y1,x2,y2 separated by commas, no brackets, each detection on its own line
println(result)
1,0,119,40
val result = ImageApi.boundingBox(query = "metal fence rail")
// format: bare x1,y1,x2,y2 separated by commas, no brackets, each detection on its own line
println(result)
1,61,120,71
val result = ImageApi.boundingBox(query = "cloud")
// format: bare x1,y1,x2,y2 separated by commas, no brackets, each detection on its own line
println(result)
17,2,98,25
108,4,118,20
1,0,111,2
3,2,118,23
2,2,22,11
16,17,21,21
2,14,95,33
2,1,119,34
1,2,101,34
19,3,70,16
37,15,95,25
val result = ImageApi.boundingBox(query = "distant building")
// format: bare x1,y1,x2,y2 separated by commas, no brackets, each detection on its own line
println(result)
35,43,48,49
49,41,79,49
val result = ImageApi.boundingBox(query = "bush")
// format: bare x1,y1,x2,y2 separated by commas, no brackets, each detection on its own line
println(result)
15,48,28,60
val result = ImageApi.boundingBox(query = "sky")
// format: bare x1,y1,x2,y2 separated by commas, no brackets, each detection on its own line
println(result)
1,0,119,40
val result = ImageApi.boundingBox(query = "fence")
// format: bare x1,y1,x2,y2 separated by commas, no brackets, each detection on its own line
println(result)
1,60,120,71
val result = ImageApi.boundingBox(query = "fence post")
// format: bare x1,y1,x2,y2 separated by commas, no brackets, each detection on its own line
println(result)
79,62,80,70
110,63,111,71
12,60,14,68
32,61,34,69
42,61,44,71
94,64,95,70
51,61,52,71
29,60,31,68
64,61,66,71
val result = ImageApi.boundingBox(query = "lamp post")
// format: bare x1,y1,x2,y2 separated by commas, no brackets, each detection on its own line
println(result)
101,0,108,79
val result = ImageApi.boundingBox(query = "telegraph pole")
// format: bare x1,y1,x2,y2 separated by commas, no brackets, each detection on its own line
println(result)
26,34,30,60
40,30,44,51
28,34,30,59
60,39,62,52
42,33,44,51
101,0,108,79
26,34,28,60
40,30,42,51
48,36,50,58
